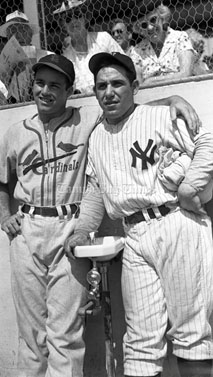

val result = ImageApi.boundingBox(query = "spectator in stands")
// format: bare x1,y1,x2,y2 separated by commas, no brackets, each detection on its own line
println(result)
133,4,194,85
185,28,210,76
53,0,123,94
111,18,143,84
111,18,133,53
0,10,52,103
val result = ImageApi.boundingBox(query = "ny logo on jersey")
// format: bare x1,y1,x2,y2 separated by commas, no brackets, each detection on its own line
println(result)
130,139,157,170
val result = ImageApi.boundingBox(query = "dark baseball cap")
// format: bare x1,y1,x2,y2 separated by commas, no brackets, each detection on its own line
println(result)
89,52,136,81
32,54,75,86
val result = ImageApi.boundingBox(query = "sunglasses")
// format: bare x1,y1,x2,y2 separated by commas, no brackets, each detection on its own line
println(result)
139,15,158,30
112,29,124,36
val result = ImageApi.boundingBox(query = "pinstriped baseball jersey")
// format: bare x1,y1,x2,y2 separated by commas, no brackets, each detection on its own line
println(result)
0,105,100,206
86,104,213,219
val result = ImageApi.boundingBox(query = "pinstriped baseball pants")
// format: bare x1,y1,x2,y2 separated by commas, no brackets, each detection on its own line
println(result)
10,213,89,377
122,208,213,376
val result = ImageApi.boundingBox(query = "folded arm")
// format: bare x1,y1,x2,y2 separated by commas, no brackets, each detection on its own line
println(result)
178,129,213,214
64,176,105,258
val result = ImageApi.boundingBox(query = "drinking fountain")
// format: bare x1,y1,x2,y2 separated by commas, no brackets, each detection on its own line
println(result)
74,234,125,377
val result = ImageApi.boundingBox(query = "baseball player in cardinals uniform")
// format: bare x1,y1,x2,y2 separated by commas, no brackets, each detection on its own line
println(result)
65,52,213,377
0,54,102,377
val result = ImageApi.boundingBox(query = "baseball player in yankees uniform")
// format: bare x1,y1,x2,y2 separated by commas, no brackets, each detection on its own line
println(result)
0,52,203,376
65,52,213,377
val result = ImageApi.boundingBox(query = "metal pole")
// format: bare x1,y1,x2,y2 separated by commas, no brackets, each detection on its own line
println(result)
40,0,48,50
100,263,116,377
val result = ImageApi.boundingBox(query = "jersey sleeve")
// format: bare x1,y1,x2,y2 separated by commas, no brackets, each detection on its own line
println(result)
0,126,17,184
85,143,98,180
74,176,105,235
177,31,194,53
167,112,213,193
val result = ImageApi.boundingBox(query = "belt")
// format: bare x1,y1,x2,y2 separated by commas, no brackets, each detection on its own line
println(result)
22,203,80,217
124,204,170,225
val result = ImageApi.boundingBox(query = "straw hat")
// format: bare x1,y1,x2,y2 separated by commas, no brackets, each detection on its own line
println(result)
53,0,87,15
0,10,40,38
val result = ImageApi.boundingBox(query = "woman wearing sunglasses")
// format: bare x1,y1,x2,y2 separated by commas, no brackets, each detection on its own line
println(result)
133,4,195,86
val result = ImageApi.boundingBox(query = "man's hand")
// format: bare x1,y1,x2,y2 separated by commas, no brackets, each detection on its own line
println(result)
168,95,201,136
178,182,206,215
1,213,23,240
64,233,89,260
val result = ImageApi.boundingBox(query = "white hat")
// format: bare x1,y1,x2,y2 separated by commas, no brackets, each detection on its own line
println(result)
0,10,40,38
53,0,87,15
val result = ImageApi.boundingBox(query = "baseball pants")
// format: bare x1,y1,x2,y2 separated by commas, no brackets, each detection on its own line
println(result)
122,208,213,376
10,211,89,377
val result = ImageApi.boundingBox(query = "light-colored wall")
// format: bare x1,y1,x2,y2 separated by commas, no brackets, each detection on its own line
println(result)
1,76,213,377
1,75,213,132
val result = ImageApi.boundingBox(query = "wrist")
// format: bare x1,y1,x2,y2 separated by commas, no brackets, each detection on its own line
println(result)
74,230,90,237
0,213,11,225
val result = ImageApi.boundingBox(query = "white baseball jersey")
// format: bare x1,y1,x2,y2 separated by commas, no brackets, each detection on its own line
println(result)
86,104,213,219
0,105,100,207
83,104,213,375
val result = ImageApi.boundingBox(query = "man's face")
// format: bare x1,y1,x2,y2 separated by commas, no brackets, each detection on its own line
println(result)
94,65,137,124
137,11,165,44
33,67,72,122
111,22,130,50
61,9,87,36
6,23,33,45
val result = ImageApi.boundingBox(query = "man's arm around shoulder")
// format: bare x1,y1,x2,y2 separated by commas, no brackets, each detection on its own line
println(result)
146,95,201,135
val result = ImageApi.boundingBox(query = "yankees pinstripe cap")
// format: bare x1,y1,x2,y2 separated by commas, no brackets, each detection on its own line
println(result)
32,54,75,86
89,52,136,81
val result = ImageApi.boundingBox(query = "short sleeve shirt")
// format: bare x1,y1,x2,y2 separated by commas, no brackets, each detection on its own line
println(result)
135,27,194,79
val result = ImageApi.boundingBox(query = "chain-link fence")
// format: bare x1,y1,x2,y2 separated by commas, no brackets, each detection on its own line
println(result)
0,0,213,105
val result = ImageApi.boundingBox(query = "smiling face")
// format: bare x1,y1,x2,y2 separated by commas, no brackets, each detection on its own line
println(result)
94,65,138,124
33,66,72,123
137,11,166,45
111,22,131,51
61,9,87,37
